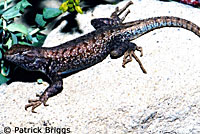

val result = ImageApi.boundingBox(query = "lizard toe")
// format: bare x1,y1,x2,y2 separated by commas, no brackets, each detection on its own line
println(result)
25,100,42,113
25,94,48,113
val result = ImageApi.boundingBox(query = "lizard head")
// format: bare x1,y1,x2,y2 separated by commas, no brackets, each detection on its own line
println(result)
4,44,37,65
4,44,47,72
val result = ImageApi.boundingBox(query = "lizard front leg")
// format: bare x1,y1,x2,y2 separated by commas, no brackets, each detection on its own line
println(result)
110,40,147,74
122,43,147,74
25,76,63,113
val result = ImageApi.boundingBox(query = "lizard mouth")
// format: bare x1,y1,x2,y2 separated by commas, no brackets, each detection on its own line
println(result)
4,53,24,63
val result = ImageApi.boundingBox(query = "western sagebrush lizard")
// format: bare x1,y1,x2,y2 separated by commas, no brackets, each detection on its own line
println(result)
3,1,200,113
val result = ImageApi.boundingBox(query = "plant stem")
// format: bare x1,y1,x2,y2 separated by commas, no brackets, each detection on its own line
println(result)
29,28,40,36
3,0,7,30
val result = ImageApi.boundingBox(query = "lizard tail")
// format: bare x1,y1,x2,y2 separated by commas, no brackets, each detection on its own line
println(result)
122,16,200,40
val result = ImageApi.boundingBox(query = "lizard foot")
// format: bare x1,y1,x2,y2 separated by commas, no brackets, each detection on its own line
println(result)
111,1,133,23
122,46,147,74
25,93,48,113
111,1,133,18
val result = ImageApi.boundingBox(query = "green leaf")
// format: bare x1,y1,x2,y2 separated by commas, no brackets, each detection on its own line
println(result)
26,33,33,42
0,74,9,84
18,41,31,46
2,7,21,20
7,23,28,35
0,19,2,26
0,50,2,60
59,1,68,12
2,0,31,20
75,0,80,6
35,14,46,27
32,34,46,47
37,34,46,41
1,65,10,77
37,78,43,84
43,8,62,19
69,8,75,12
0,10,3,15
68,4,74,8
15,0,31,12
5,38,12,49
21,0,32,12
69,0,74,4
75,6,83,14
11,33,18,44
32,37,38,43
0,0,12,10
15,33,23,37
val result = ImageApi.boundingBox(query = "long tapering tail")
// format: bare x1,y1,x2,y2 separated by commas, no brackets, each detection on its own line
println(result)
122,16,200,40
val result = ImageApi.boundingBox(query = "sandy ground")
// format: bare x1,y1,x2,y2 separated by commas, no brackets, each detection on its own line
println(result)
1,0,200,133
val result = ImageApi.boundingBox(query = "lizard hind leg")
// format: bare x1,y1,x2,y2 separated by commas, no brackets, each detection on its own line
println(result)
122,43,147,74
91,1,133,29
110,1,133,23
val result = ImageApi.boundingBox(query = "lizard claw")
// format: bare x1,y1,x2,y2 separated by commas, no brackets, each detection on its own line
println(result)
25,94,48,113
25,100,42,113
136,46,143,57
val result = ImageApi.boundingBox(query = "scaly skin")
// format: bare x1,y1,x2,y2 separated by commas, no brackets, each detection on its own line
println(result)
4,1,200,113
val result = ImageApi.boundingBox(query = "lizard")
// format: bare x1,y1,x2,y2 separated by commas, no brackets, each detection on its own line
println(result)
3,1,200,113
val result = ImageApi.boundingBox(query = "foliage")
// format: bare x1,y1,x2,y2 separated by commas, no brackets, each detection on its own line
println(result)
0,0,35,83
35,0,83,27
60,0,83,14
0,0,83,84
